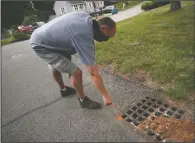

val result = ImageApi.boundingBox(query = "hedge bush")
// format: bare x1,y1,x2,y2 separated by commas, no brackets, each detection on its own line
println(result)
141,1,170,11
1,32,30,45
12,32,30,41
1,36,15,45
141,1,153,10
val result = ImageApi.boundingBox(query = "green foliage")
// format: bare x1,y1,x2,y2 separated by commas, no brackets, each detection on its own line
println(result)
141,1,170,11
37,11,54,22
10,25,18,30
1,1,33,29
1,29,12,39
22,15,39,25
32,1,55,22
141,1,153,10
1,36,15,45
12,32,30,41
1,32,31,46
2,1,55,29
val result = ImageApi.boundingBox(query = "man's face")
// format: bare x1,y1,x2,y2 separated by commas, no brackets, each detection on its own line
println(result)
100,25,116,38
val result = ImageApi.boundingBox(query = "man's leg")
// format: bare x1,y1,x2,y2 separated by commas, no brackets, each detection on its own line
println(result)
71,68,85,99
71,68,101,109
52,70,66,89
48,64,76,97
50,65,86,99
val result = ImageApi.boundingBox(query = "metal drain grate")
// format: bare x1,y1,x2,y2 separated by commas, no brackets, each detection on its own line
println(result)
118,96,185,142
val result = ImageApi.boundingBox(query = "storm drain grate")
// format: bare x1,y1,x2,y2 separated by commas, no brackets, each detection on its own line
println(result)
118,96,185,142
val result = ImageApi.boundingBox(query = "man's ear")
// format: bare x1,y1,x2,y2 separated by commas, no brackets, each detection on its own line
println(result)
100,25,108,30
100,25,104,31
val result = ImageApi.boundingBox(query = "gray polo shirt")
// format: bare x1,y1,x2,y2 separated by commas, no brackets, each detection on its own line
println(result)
30,11,95,65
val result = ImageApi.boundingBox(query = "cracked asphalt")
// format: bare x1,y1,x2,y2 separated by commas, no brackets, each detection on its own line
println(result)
1,4,152,142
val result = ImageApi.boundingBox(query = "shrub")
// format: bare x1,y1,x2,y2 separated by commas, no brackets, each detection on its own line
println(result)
12,32,30,41
1,29,12,39
141,1,153,10
1,36,15,45
22,15,39,25
141,0,170,11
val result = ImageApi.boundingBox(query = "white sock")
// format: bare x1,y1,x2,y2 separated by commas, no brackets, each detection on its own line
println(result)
79,96,87,102
61,88,66,91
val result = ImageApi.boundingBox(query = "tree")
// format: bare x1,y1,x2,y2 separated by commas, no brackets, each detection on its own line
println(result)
1,1,55,29
31,1,55,22
170,0,181,11
1,1,32,29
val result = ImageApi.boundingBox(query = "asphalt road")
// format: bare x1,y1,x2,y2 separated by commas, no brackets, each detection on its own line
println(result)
1,4,149,142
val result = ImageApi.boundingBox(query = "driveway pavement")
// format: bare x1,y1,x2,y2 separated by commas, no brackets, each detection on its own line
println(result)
110,3,143,22
1,4,150,142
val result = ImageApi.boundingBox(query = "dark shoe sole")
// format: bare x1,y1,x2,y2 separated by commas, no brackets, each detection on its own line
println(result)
61,87,76,97
80,105,102,109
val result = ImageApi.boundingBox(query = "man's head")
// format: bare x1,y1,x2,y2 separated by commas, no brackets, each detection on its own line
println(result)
99,17,116,38
93,17,116,42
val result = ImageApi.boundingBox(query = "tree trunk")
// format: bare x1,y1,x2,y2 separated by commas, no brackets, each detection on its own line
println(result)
170,1,181,11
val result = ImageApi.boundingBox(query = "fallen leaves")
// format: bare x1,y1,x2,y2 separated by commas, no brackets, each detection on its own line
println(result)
138,115,195,142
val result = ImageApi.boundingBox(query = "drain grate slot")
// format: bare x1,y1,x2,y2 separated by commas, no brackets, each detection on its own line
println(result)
138,117,144,122
132,106,137,111
148,108,154,113
171,107,177,111
157,101,162,105
147,102,152,106
178,110,184,114
159,108,166,112
152,104,159,108
126,118,132,122
155,135,162,141
141,99,146,103
127,110,132,114
154,111,161,116
132,113,138,119
150,98,156,102
148,130,155,136
142,105,148,110
167,111,173,116
137,102,142,106
143,112,150,117
175,114,181,119
164,104,169,108
145,96,150,100
133,121,139,126
121,114,127,119
137,109,143,114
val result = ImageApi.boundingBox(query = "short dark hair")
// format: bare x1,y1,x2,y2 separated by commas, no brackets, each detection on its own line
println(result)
98,17,116,29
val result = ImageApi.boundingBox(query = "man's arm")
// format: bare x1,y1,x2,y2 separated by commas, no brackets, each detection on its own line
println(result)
87,65,112,104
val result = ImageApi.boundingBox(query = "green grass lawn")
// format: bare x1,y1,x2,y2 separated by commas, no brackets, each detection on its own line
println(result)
116,1,141,11
96,1,194,100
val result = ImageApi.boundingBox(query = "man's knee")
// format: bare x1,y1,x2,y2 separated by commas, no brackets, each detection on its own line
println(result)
52,70,61,77
72,68,82,78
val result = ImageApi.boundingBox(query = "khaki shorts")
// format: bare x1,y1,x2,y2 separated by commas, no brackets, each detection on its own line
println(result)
33,46,77,75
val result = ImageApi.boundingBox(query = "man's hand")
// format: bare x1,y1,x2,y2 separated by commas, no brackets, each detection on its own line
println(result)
87,65,112,105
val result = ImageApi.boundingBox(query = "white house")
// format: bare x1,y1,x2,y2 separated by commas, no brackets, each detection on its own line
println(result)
53,1,104,17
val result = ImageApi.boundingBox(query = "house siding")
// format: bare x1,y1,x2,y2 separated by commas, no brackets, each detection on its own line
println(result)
53,1,104,17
